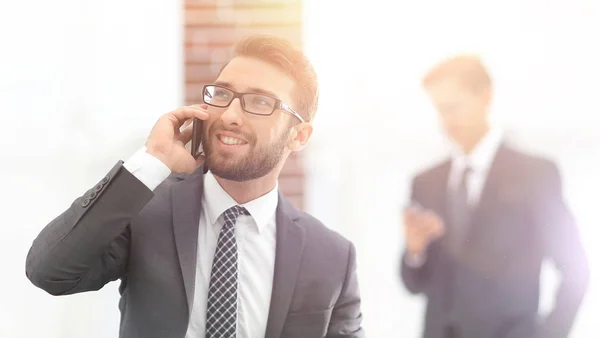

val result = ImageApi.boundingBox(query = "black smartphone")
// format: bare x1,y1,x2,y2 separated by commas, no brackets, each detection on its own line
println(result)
191,117,204,159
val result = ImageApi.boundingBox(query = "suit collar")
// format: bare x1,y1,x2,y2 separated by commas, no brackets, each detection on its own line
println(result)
203,170,279,234
450,127,504,175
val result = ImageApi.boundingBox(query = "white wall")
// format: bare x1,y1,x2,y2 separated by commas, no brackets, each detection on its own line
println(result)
1,1,598,337
0,1,182,337
303,0,600,337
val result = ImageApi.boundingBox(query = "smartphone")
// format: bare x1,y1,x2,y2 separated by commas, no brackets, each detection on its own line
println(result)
404,200,424,212
191,117,204,159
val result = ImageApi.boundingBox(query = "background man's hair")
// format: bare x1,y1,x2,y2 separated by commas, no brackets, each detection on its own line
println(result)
423,54,492,94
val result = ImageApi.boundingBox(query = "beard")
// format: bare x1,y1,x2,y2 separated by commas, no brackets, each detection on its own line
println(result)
201,122,288,182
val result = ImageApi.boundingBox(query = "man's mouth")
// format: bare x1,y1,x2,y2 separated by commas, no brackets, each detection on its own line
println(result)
217,135,248,146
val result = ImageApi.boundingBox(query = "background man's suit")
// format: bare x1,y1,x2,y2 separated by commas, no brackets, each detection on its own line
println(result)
401,144,589,338
26,162,365,338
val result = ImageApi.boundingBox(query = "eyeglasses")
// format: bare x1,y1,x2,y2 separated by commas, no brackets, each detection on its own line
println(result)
202,85,305,123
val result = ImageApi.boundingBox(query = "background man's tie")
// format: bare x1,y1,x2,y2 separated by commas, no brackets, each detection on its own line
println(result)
448,166,473,254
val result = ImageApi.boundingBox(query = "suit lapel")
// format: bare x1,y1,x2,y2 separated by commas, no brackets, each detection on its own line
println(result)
468,145,510,231
265,193,306,338
432,160,452,220
171,167,205,313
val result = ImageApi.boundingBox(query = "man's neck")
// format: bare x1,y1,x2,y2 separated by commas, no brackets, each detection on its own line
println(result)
460,125,490,154
214,172,278,205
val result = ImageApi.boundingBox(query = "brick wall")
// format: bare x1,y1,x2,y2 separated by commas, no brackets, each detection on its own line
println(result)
184,0,305,209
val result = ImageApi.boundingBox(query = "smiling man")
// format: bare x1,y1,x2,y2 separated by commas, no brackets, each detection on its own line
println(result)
25,35,365,338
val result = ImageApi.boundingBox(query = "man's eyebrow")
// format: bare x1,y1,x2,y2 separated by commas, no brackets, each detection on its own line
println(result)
213,80,232,88
246,87,280,100
212,81,280,100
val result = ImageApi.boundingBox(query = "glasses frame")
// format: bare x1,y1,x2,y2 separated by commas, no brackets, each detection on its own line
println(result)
202,84,305,123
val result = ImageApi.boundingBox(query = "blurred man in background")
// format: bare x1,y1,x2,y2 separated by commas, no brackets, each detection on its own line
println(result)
25,35,364,338
400,55,589,338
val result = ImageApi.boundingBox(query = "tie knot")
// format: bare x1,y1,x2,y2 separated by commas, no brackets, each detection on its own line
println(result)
223,205,250,227
463,166,473,176
457,166,472,189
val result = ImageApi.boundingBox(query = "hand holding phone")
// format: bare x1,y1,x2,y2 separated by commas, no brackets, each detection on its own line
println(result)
403,202,445,256
145,105,209,174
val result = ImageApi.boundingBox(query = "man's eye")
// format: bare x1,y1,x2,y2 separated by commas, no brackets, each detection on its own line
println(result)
253,97,273,107
214,90,230,98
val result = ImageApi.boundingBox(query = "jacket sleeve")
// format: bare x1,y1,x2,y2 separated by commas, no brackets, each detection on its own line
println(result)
535,161,589,338
25,161,154,295
326,242,365,338
400,176,434,294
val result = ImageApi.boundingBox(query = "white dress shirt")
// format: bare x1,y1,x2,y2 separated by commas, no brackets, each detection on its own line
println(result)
447,127,504,206
405,128,504,267
123,147,278,338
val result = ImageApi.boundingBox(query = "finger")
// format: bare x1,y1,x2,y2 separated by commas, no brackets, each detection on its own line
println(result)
404,217,419,229
177,122,195,143
434,221,446,236
180,118,194,130
403,209,416,222
169,106,209,127
190,103,209,110
404,208,421,224
416,224,437,237
422,211,442,228
422,209,439,220
422,223,439,235
428,223,445,238
408,224,429,237
431,216,444,232
405,215,426,230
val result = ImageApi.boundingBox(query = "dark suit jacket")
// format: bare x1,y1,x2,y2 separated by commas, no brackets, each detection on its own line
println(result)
401,145,589,338
26,162,365,338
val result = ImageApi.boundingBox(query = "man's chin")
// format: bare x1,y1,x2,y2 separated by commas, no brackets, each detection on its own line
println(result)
206,158,234,172
209,167,251,182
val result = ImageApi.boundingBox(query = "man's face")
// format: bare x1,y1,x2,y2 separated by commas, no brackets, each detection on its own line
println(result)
425,77,490,146
201,56,298,182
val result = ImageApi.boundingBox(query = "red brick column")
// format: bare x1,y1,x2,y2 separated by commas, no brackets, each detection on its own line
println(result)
185,0,305,209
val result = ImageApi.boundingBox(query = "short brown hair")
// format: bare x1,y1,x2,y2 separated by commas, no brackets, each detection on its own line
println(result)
225,35,319,122
423,55,492,94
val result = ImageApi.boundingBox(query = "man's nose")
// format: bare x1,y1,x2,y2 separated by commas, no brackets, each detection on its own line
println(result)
220,98,244,125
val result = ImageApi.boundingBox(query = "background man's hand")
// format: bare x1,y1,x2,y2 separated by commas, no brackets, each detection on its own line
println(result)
403,205,445,256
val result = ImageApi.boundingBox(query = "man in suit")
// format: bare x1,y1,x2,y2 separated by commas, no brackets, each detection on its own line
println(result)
400,55,589,338
26,35,364,338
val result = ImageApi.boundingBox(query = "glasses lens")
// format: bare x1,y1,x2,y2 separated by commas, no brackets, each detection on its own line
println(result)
204,85,233,107
243,94,276,115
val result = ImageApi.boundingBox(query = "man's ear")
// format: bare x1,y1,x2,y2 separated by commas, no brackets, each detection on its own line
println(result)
287,122,313,151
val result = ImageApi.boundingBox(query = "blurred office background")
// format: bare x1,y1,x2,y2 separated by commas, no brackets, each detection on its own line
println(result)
1,0,598,337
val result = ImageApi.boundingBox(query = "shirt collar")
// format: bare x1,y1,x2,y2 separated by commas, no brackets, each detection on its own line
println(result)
450,127,504,173
202,171,278,233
